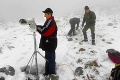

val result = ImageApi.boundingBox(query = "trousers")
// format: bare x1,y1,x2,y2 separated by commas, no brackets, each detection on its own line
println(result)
45,51,56,74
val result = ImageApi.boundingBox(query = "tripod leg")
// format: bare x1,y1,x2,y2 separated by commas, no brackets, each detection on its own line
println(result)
35,51,39,80
37,51,49,62
25,53,35,72
28,54,35,74
26,55,34,80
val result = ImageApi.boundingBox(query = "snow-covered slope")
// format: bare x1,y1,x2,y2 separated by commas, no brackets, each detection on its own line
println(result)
0,7,120,80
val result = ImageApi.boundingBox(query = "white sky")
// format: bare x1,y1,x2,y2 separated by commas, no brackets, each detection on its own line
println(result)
0,0,120,21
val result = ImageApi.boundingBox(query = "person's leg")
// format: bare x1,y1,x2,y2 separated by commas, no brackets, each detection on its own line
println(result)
82,25,89,41
90,25,95,45
44,51,49,75
68,23,73,36
68,23,75,36
46,51,56,74
72,24,76,36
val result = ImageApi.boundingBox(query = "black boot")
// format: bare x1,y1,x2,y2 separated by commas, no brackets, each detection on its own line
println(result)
67,33,72,36
92,40,95,45
68,31,72,36
83,32,88,42
73,30,77,36
49,74,59,80
92,33,95,45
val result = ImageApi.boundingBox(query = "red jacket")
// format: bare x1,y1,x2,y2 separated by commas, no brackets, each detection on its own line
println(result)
37,16,57,51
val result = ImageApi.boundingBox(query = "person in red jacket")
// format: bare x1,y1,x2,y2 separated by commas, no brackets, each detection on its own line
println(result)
37,8,57,77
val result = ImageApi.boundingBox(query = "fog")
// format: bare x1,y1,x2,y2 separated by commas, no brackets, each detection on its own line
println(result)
0,0,120,21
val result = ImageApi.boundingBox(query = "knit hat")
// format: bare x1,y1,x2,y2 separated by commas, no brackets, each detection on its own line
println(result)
85,6,89,10
42,8,53,13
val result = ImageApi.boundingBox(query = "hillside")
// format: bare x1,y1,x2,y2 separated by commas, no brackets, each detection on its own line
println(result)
0,7,120,80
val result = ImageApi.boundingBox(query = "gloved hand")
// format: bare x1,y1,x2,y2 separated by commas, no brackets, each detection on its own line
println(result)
37,25,42,28
82,24,84,27
86,19,90,24
76,27,78,30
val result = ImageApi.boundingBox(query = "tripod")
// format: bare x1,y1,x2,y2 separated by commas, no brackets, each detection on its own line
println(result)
24,32,48,80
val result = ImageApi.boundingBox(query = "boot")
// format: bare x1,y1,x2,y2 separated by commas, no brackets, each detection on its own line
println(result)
73,30,77,36
67,33,72,37
83,32,88,42
49,74,59,80
92,33,95,45
92,40,95,45
44,75,50,80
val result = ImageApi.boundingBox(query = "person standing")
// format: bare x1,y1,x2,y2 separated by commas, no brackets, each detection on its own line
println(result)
82,6,96,45
37,8,57,78
68,17,80,36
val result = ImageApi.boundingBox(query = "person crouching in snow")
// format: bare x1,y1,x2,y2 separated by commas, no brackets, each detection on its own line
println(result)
68,17,80,36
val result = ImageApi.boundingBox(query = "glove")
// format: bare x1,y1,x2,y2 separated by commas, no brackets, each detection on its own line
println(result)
86,19,90,24
82,24,84,27
37,25,42,28
76,27,78,30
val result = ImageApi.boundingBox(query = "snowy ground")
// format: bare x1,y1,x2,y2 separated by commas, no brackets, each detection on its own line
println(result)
0,7,120,80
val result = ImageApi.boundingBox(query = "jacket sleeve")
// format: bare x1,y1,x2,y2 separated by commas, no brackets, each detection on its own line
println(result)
82,14,86,26
37,20,56,37
37,25,43,34
77,18,80,27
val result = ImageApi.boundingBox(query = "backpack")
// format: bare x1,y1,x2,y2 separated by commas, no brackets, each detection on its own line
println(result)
107,49,120,64
106,49,120,80
110,65,120,80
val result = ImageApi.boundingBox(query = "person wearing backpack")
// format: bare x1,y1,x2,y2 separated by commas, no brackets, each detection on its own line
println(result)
109,64,120,80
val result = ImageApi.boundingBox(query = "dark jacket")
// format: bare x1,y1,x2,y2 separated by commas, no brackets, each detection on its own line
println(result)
110,65,120,80
37,16,57,51
69,17,80,27
82,11,96,26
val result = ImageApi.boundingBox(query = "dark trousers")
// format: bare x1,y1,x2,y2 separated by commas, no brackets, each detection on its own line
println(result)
68,24,75,35
82,24,95,40
82,24,95,34
45,51,56,74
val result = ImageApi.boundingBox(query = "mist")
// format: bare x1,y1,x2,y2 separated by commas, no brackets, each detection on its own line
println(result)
0,0,120,21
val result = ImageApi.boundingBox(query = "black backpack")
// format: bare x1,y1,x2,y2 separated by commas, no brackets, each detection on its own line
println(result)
110,65,120,80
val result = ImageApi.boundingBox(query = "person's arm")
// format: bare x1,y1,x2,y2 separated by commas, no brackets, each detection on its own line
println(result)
76,18,80,30
82,15,86,27
37,20,56,37
37,25,43,34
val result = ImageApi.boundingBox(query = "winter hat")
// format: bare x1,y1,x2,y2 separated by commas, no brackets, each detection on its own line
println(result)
42,8,53,13
85,6,89,10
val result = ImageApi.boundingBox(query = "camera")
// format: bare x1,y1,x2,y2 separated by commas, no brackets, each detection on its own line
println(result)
19,18,37,32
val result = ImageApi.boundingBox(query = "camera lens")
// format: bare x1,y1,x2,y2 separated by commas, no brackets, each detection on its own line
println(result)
19,19,27,24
